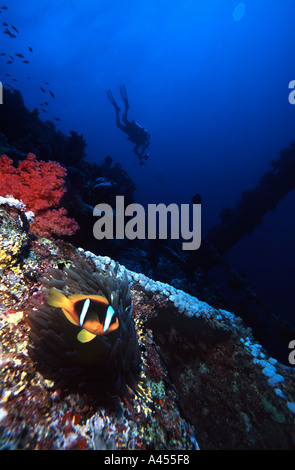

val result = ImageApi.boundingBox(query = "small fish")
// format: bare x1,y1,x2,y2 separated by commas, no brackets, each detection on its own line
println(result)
22,60,29,64
4,28,16,39
11,25,19,34
15,53,24,58
45,82,49,85
40,87,46,93
44,101,48,105
0,52,5,56
1,6,8,10
12,78,17,82
47,288,118,343
2,21,7,26
27,76,31,80
54,117,61,121
28,46,33,53
49,90,55,98
5,73,10,76
41,109,46,112
6,60,13,64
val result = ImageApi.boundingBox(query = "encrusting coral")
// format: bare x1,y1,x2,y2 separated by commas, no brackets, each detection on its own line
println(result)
0,206,29,270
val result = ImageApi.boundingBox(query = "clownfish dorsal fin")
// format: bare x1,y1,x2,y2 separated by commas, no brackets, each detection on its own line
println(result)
77,329,96,343
68,294,89,302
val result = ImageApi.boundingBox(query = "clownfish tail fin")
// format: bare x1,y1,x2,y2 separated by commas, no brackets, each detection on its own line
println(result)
47,288,71,310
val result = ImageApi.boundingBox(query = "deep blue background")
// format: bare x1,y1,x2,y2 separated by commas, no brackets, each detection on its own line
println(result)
1,0,295,327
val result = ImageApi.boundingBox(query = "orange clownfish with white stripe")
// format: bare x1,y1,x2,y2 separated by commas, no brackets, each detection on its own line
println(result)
47,288,118,343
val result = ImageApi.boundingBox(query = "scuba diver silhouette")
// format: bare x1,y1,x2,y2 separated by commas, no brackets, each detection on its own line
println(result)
106,85,150,165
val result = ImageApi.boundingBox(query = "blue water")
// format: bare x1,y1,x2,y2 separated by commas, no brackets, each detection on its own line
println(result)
1,1,295,332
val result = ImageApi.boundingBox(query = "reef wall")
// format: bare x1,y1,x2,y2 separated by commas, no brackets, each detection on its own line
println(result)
0,204,295,450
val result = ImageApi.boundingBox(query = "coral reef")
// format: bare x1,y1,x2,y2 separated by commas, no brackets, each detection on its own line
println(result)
0,153,79,238
0,88,87,170
0,201,29,270
0,87,137,254
0,204,295,450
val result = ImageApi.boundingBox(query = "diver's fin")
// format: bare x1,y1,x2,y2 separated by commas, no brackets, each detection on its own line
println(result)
106,89,120,111
119,84,127,100
119,84,129,107
77,329,96,343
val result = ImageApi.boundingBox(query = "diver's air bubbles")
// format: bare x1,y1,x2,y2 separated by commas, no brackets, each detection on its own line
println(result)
233,3,246,22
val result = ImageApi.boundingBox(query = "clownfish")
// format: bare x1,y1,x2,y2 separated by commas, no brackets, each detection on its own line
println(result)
47,288,118,343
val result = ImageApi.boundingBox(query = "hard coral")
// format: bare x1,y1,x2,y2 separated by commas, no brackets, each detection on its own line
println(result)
0,207,28,269
0,153,78,238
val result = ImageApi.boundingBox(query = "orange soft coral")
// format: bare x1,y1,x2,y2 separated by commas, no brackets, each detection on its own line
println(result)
0,153,79,238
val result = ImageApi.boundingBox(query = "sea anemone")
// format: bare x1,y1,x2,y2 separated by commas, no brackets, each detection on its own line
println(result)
27,253,142,398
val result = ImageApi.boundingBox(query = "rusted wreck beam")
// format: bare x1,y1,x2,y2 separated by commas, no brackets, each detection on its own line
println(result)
205,141,295,257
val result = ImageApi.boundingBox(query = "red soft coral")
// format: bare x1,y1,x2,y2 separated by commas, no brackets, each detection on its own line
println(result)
0,153,79,238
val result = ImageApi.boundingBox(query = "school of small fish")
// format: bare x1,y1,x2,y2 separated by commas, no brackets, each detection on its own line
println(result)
0,5,61,122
